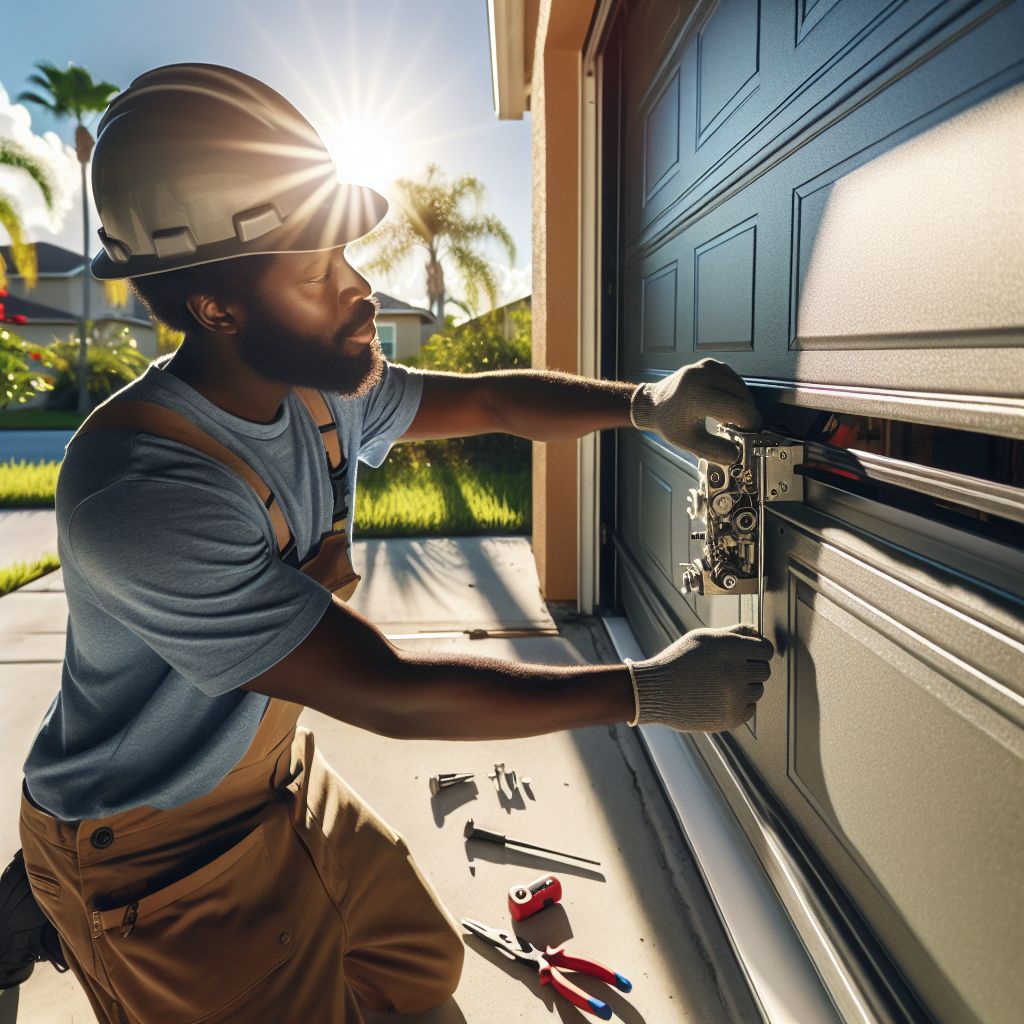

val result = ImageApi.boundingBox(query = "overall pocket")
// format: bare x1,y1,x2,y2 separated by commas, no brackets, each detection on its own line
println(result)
92,820,293,1023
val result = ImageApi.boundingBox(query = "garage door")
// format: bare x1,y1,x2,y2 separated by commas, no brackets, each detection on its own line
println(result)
602,1,1024,1022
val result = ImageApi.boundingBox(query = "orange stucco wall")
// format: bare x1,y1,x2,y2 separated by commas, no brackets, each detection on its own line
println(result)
530,0,596,601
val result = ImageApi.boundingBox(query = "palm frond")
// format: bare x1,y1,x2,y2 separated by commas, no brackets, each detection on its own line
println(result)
0,140,55,210
13,89,58,115
447,244,499,314
103,278,129,308
0,197,38,288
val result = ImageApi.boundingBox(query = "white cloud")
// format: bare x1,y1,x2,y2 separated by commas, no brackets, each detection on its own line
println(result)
0,83,95,253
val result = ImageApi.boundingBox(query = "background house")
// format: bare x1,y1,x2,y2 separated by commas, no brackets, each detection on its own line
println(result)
371,291,436,361
1,241,157,357
489,2,1024,1023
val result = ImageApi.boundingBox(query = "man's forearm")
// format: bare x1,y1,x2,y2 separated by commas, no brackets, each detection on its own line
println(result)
377,648,635,740
482,369,636,442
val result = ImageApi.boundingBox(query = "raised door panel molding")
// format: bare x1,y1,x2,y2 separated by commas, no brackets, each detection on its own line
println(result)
790,83,1024,352
638,461,675,583
640,261,678,353
697,0,761,148
694,217,757,351
745,503,1024,1023
617,432,742,629
643,70,682,204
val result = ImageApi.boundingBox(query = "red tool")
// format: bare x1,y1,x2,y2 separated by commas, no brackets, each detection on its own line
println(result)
508,874,562,921
462,917,631,1020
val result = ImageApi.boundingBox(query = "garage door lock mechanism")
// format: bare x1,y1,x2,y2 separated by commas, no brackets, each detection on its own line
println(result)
680,427,804,598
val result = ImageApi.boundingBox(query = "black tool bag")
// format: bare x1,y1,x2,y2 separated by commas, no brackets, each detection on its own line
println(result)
0,848,69,989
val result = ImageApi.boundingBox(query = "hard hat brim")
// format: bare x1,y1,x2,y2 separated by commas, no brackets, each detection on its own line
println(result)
91,180,388,281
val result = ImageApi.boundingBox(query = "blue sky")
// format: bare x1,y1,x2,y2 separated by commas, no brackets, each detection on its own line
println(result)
0,0,532,311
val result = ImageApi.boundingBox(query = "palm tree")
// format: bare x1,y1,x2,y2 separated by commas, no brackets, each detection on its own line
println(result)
18,60,119,413
349,163,516,323
0,139,55,290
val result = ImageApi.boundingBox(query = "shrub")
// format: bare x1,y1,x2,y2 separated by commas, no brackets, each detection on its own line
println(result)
399,302,532,470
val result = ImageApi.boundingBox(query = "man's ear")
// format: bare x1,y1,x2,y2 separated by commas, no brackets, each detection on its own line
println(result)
187,293,239,334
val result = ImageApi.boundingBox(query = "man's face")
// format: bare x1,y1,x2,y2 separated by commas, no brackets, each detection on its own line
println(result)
237,247,385,398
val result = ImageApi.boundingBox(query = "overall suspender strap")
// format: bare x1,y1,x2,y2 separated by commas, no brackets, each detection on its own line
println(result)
74,400,294,555
292,387,342,469
292,386,350,533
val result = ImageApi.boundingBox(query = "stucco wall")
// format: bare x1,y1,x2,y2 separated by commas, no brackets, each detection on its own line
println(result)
530,0,596,600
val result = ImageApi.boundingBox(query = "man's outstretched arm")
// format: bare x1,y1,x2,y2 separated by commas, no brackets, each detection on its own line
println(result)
399,368,634,444
399,360,763,462
241,596,771,739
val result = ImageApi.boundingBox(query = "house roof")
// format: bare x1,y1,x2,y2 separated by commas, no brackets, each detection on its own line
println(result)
1,242,87,277
372,291,435,322
0,292,78,323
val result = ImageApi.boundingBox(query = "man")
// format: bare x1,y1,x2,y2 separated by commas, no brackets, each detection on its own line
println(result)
14,64,772,1022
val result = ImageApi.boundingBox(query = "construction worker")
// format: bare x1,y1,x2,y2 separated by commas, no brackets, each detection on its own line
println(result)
10,64,772,1022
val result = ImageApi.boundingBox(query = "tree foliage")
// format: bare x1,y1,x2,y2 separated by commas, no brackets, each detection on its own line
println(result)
348,163,516,322
0,326,54,409
0,139,55,291
393,302,532,470
20,322,150,411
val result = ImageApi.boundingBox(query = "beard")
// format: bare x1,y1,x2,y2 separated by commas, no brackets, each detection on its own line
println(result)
238,294,386,398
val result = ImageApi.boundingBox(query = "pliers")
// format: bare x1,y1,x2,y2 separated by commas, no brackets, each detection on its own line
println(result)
462,917,632,1020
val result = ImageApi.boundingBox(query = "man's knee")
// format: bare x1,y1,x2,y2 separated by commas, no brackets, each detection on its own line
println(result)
394,913,465,1014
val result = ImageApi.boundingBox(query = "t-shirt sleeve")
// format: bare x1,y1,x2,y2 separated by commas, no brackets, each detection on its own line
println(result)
357,360,424,468
68,477,334,697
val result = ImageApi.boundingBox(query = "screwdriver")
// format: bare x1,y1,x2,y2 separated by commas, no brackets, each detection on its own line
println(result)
464,818,602,866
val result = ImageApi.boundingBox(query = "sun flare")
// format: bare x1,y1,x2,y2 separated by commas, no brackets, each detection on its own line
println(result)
323,118,408,195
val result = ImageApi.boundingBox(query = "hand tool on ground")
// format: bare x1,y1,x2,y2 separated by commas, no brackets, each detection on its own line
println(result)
429,773,475,796
462,918,631,1020
464,819,601,866
508,874,562,921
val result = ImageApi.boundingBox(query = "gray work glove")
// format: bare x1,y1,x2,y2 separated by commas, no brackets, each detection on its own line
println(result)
624,625,773,733
630,358,762,463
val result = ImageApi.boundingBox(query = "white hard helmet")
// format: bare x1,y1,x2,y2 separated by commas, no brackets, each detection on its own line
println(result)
90,62,387,280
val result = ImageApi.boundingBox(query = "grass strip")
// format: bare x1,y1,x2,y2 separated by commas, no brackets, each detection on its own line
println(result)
0,553,61,597
0,458,531,535
0,459,60,508
355,462,530,537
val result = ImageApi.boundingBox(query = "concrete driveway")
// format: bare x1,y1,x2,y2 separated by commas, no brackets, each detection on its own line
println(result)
0,536,758,1023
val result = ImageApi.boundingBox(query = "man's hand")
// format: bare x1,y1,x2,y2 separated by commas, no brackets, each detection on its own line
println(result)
630,358,761,463
625,625,773,733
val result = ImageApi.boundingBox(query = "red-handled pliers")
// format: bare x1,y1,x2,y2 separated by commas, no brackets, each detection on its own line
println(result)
462,917,632,1020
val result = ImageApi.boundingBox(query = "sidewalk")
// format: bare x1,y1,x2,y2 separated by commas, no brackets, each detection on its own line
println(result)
0,535,758,1024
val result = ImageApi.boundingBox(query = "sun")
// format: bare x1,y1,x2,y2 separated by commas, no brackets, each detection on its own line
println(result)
323,118,408,196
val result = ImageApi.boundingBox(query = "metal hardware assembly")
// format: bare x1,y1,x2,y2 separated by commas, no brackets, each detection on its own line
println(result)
680,428,804,603
429,773,475,796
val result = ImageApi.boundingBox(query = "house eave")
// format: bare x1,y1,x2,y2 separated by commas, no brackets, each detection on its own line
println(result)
487,0,528,120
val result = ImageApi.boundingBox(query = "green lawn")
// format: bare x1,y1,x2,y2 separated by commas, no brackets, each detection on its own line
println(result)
0,554,61,598
355,461,529,537
0,409,87,429
0,460,61,508
0,457,531,534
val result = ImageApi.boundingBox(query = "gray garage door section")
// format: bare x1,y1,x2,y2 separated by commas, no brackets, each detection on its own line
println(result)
607,1,1024,1022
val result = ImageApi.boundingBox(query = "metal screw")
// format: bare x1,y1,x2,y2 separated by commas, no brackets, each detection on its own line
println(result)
779,451,788,461
770,488,778,498
779,481,788,493
430,773,475,796
506,770,519,792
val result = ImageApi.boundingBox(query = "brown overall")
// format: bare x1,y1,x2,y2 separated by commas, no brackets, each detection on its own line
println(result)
18,387,464,1022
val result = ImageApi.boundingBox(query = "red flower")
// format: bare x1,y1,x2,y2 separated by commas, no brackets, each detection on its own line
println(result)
0,288,7,298
30,352,41,361
11,314,27,325
0,304,5,320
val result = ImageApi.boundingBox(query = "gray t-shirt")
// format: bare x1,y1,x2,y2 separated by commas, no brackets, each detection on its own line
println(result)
22,354,423,821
